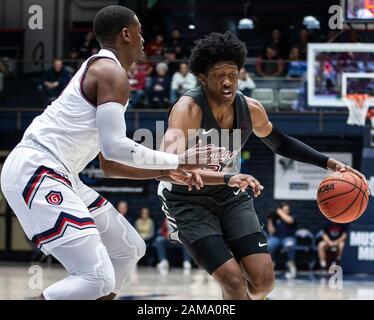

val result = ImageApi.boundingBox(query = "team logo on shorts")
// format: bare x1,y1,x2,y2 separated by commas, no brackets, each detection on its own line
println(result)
45,191,63,205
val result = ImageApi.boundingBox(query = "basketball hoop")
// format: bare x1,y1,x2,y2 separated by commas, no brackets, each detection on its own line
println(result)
343,93,374,126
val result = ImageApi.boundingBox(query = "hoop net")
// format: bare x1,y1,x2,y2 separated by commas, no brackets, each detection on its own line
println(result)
343,93,374,127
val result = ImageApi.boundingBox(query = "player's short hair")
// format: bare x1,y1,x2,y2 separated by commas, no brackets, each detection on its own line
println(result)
93,5,136,44
188,31,247,76
279,201,289,209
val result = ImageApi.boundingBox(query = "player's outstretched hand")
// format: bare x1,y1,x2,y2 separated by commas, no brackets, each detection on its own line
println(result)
177,141,225,170
327,158,367,184
228,174,264,197
169,169,204,191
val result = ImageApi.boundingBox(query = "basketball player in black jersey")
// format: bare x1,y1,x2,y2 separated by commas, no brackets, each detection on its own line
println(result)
154,32,366,300
103,31,365,299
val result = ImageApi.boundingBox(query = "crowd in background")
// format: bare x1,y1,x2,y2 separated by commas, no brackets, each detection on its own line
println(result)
0,26,368,110
114,200,192,276
32,27,312,108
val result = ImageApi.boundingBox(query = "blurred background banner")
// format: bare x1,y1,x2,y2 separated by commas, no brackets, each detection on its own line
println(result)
342,224,374,273
274,152,353,200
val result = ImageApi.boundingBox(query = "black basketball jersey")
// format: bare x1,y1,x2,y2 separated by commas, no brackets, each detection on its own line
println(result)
164,86,252,196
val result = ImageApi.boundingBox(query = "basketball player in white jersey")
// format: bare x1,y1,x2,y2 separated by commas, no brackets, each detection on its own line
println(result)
0,5,220,300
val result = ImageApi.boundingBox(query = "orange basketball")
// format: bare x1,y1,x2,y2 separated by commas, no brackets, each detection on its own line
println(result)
317,171,369,223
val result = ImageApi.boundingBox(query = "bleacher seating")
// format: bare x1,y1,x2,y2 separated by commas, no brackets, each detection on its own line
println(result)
250,78,303,110
295,228,315,270
251,88,276,110
278,88,300,110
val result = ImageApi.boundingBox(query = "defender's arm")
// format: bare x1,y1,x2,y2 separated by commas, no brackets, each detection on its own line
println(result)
94,60,180,170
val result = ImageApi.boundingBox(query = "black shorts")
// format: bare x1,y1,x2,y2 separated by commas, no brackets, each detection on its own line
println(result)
158,183,269,274
180,232,269,274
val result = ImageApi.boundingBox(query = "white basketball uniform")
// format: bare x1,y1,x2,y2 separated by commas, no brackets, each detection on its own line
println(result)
0,49,148,299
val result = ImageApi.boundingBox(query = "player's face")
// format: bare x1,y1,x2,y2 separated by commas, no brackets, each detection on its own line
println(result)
204,61,239,104
128,15,145,60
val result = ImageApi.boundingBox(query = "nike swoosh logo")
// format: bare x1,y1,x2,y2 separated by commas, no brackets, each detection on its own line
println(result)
201,128,213,135
258,242,267,247
233,189,240,195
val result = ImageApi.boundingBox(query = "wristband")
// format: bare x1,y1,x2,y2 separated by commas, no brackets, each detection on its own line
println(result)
223,174,234,185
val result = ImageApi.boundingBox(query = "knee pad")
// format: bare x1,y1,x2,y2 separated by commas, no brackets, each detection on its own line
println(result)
44,235,117,299
117,218,146,260
133,233,146,259
88,243,116,296
109,226,146,262
97,208,146,262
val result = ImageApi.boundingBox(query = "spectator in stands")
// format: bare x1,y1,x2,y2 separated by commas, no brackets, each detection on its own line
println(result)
128,63,146,108
286,47,307,79
264,28,290,59
39,59,71,106
238,68,256,96
293,29,310,60
267,202,297,278
154,217,192,276
163,48,179,75
136,54,154,91
149,62,171,108
170,62,197,102
145,34,165,57
255,45,285,78
65,47,81,76
137,55,154,76
167,29,188,59
79,31,99,59
135,207,155,249
318,221,348,269
117,200,134,225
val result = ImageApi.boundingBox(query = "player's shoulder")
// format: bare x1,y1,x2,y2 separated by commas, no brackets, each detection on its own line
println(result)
243,95,265,112
89,58,127,85
243,95,268,121
169,95,202,119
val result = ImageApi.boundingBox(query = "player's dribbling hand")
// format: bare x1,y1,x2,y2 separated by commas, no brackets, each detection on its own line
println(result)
168,169,204,191
228,174,264,197
327,158,367,185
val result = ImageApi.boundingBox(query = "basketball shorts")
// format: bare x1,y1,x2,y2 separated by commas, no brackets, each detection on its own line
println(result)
157,182,268,273
0,146,111,255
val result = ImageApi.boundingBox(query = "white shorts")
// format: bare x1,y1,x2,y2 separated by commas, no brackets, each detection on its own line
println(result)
0,146,111,255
